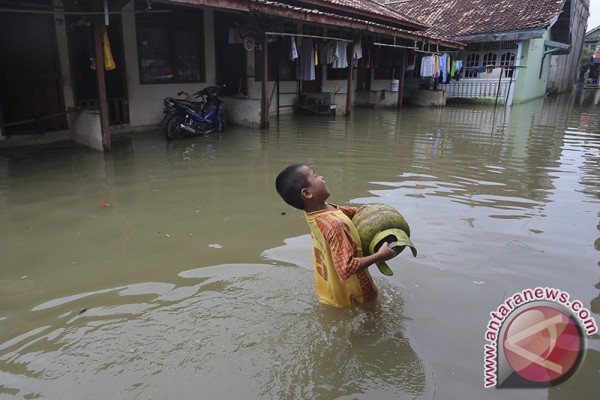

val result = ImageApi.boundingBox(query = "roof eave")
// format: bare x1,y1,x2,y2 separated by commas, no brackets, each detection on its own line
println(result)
453,28,548,43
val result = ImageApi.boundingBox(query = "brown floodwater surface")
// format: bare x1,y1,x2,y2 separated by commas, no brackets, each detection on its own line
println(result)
0,90,599,399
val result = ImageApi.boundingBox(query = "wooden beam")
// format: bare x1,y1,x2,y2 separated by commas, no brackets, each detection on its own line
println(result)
260,34,269,129
397,51,406,108
345,43,354,116
93,22,111,151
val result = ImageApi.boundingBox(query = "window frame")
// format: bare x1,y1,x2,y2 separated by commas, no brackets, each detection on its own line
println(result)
135,1,206,84
463,41,518,79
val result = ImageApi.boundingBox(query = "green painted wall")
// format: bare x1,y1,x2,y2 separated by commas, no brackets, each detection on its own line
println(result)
513,33,551,103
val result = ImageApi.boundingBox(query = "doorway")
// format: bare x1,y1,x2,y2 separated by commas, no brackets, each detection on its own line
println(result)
214,11,247,96
66,15,128,125
0,8,67,136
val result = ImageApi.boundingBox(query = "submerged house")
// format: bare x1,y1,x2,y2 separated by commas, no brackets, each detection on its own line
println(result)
0,0,462,151
388,0,589,104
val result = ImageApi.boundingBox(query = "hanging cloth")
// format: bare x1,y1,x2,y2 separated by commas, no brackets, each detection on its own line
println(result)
299,37,315,80
102,26,116,71
438,53,448,82
420,55,435,77
406,53,416,71
91,26,116,71
290,37,298,61
332,41,348,68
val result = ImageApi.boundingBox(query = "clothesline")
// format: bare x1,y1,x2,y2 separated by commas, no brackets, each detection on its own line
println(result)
264,32,353,43
373,42,440,55
464,65,526,69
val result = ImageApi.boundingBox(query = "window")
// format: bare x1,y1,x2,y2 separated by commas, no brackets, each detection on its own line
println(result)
500,52,516,77
482,52,497,68
135,1,205,83
465,53,480,78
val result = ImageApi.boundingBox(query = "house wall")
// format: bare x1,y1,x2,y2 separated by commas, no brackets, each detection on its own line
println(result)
547,0,590,93
513,36,551,103
244,52,365,115
121,1,217,130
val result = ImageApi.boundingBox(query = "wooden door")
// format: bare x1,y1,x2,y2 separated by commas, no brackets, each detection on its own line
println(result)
0,11,67,135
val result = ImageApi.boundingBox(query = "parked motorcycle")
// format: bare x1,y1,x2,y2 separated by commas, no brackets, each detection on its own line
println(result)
162,86,225,140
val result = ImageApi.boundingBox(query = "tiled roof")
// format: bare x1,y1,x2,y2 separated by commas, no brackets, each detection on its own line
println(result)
388,0,565,38
305,0,429,29
249,0,463,47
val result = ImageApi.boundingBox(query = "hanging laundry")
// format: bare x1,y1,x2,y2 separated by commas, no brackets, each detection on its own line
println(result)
290,37,298,61
324,41,335,64
407,53,416,71
420,55,436,78
451,60,463,80
299,37,315,80
332,41,348,68
438,53,448,82
314,42,318,66
354,41,363,61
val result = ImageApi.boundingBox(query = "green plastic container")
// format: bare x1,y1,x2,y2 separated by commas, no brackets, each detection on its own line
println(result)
352,204,417,276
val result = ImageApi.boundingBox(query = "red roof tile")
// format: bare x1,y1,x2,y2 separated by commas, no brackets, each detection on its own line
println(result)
307,0,429,29
388,0,565,38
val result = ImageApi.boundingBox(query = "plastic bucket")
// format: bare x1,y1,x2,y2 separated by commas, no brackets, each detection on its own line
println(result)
324,92,335,105
390,79,400,92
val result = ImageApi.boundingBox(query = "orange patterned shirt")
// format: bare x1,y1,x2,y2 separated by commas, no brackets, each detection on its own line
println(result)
305,204,378,307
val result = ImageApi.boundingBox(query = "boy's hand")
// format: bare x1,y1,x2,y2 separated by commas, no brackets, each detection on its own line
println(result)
376,242,397,261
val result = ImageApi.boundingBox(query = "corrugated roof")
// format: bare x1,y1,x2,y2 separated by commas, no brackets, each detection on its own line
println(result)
388,0,565,38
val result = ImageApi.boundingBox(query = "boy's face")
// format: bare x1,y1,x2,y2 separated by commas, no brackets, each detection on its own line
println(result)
300,166,330,203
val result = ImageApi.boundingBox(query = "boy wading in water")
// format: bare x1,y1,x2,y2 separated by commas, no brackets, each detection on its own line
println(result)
275,164,396,307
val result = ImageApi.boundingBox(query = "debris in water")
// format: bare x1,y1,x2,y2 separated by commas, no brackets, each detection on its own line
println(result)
99,201,110,207
209,244,222,249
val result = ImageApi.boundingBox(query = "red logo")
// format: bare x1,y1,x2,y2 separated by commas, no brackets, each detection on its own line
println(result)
503,306,583,384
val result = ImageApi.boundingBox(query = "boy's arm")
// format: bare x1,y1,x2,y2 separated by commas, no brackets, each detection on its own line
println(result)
356,244,396,271
327,223,396,282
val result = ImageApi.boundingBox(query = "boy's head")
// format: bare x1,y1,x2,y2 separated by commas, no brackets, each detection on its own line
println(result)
275,164,330,210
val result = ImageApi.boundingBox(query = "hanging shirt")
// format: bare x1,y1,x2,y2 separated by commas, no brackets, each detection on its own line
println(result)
305,205,378,308
438,54,448,82
332,41,348,68
299,37,315,80
354,41,363,61
420,55,435,77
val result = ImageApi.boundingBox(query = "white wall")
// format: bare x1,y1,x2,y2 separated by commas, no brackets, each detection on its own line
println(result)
122,1,217,129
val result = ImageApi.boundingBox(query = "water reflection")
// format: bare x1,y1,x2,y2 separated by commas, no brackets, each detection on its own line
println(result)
0,264,425,399
1,90,599,399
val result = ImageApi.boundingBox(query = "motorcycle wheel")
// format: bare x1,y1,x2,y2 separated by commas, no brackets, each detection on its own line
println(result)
165,114,184,141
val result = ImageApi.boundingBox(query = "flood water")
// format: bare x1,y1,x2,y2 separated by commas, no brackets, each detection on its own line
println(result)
1,90,599,399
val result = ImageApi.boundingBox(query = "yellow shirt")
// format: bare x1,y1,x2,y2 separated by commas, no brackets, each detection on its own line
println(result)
305,204,378,307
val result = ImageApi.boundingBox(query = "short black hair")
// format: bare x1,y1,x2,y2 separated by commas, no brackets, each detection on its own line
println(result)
275,163,309,210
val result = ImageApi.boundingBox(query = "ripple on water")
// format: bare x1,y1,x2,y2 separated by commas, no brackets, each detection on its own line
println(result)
0,263,428,399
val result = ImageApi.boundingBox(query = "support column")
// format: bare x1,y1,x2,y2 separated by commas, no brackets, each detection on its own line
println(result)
345,43,355,116
92,14,111,151
260,34,269,129
397,51,407,108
